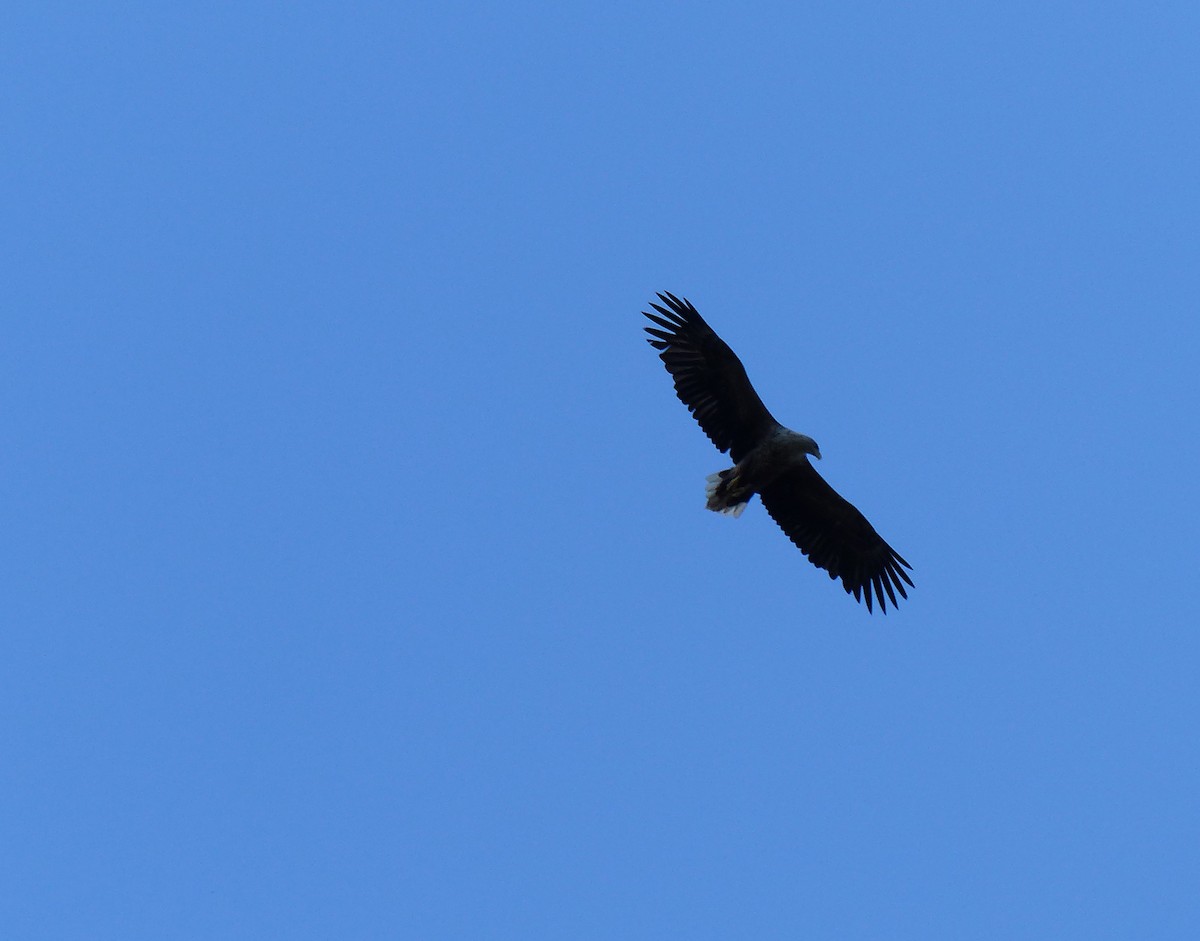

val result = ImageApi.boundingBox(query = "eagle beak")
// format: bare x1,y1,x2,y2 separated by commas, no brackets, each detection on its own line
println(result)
813,449,822,461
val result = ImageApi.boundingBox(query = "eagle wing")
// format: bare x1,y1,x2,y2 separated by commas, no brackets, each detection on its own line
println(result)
642,292,779,462
759,462,914,614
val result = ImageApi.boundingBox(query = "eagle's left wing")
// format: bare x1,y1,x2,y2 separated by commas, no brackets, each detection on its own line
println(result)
759,461,914,613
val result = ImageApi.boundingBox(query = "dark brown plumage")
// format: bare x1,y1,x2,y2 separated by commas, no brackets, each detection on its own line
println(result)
644,291,913,613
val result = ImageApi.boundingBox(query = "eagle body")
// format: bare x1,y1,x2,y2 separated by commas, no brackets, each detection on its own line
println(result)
704,427,819,518
643,292,913,613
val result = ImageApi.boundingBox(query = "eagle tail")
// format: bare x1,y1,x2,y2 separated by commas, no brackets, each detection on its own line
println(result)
705,469,752,518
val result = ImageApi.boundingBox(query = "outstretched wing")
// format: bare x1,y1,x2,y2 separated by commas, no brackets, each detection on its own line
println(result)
759,462,914,614
642,292,779,462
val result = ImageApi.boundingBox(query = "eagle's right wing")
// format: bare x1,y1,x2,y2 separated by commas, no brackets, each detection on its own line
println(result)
643,292,779,462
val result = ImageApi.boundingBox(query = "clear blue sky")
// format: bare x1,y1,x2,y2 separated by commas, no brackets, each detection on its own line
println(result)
4,2,1198,938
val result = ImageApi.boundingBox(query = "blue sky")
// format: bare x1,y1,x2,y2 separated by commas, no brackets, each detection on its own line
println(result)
4,2,1198,938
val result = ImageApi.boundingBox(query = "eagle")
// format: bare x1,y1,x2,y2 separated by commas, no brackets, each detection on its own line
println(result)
643,291,913,613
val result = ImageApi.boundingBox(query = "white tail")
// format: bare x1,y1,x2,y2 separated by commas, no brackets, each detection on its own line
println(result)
705,470,748,518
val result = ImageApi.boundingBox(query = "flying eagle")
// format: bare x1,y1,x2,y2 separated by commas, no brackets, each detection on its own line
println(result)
643,292,913,613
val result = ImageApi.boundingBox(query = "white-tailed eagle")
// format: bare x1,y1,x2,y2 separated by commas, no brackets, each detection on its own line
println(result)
644,292,913,613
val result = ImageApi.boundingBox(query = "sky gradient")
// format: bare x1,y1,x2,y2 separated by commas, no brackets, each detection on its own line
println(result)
4,2,1199,938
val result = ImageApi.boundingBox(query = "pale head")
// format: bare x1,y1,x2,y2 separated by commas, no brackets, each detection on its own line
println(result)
778,427,822,461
